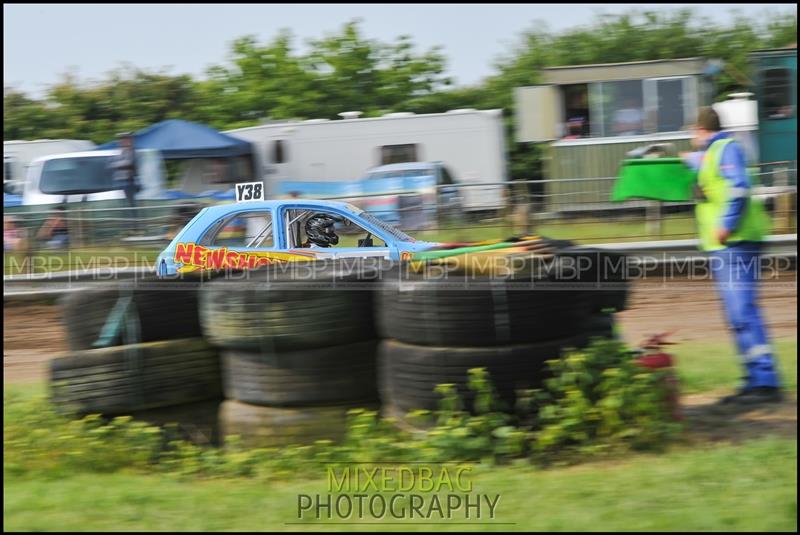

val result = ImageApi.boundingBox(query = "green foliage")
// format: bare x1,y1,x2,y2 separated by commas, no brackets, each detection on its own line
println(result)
531,338,681,461
4,392,163,477
5,339,680,481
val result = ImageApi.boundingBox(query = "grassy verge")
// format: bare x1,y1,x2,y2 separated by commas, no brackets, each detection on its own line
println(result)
413,213,698,245
672,338,796,394
4,338,796,531
4,436,796,531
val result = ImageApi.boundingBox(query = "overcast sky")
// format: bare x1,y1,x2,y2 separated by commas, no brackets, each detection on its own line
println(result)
4,3,797,97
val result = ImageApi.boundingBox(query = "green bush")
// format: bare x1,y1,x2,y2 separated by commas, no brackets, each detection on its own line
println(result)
4,392,163,478
531,338,681,461
5,339,681,480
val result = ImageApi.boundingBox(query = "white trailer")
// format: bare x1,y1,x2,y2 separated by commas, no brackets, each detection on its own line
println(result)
224,109,509,212
4,139,96,194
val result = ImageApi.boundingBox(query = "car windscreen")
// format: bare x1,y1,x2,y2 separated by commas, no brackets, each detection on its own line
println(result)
39,156,119,195
358,209,416,242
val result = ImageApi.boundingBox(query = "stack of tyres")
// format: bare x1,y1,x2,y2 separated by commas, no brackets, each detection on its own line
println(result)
554,247,632,314
50,338,221,415
51,276,222,441
199,261,384,448
59,276,204,352
376,255,621,414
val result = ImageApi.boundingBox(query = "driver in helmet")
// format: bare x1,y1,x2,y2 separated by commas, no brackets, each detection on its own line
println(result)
301,213,341,248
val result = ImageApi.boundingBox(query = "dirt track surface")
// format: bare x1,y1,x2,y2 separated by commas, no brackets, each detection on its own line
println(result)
617,272,797,345
4,303,67,383
681,391,797,442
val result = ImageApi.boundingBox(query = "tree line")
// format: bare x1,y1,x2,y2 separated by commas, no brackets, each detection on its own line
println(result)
4,9,797,179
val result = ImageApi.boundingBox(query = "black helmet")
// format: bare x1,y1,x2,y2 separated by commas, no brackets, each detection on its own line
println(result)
305,213,340,247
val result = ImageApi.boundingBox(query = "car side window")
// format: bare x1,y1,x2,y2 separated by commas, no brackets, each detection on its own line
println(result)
285,208,387,248
439,166,455,186
200,211,274,248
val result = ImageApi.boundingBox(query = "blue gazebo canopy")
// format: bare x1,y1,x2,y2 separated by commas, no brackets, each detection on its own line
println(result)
97,119,253,159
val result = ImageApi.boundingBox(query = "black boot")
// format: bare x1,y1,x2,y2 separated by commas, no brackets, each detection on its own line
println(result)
721,386,784,405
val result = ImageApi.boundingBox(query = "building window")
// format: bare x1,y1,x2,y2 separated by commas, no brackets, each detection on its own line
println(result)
655,78,687,132
562,84,591,139
561,76,696,139
271,140,287,164
599,80,645,136
380,144,418,165
762,68,794,119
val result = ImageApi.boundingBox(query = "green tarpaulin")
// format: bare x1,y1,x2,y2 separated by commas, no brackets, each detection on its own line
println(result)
611,158,697,202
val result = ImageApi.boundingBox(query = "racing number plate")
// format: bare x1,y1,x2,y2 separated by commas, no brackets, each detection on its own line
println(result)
235,181,266,202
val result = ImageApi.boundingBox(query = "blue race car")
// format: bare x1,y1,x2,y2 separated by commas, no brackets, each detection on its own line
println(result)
155,198,437,276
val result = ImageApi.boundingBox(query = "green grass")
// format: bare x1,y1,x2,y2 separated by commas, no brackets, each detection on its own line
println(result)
4,338,796,531
536,213,697,243
414,213,699,244
4,437,796,531
671,338,796,394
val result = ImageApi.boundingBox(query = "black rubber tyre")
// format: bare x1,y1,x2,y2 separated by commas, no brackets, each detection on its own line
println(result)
129,399,222,446
218,400,377,448
552,248,631,312
50,338,222,416
581,312,617,340
221,341,378,407
376,277,593,346
591,286,630,313
199,260,385,351
60,277,203,351
378,335,592,413
60,287,125,350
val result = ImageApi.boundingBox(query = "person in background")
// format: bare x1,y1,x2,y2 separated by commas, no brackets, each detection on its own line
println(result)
562,117,585,140
4,215,26,252
681,107,781,405
111,132,139,233
613,96,644,136
36,205,70,249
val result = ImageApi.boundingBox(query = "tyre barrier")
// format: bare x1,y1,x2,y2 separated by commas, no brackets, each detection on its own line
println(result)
129,399,222,446
60,277,203,351
221,341,379,407
378,333,594,413
582,312,617,340
50,338,222,416
218,400,377,448
552,248,631,313
376,277,594,347
199,261,384,352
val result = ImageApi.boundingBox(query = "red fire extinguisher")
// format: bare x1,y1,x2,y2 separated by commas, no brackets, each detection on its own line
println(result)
633,333,682,421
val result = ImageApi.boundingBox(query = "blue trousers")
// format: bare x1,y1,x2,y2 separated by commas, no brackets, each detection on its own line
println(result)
709,242,781,389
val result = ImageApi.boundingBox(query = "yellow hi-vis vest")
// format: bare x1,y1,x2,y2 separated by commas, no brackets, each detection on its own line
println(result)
695,138,769,251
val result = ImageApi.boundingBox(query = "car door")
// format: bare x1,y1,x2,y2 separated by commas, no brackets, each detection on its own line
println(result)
194,208,295,269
